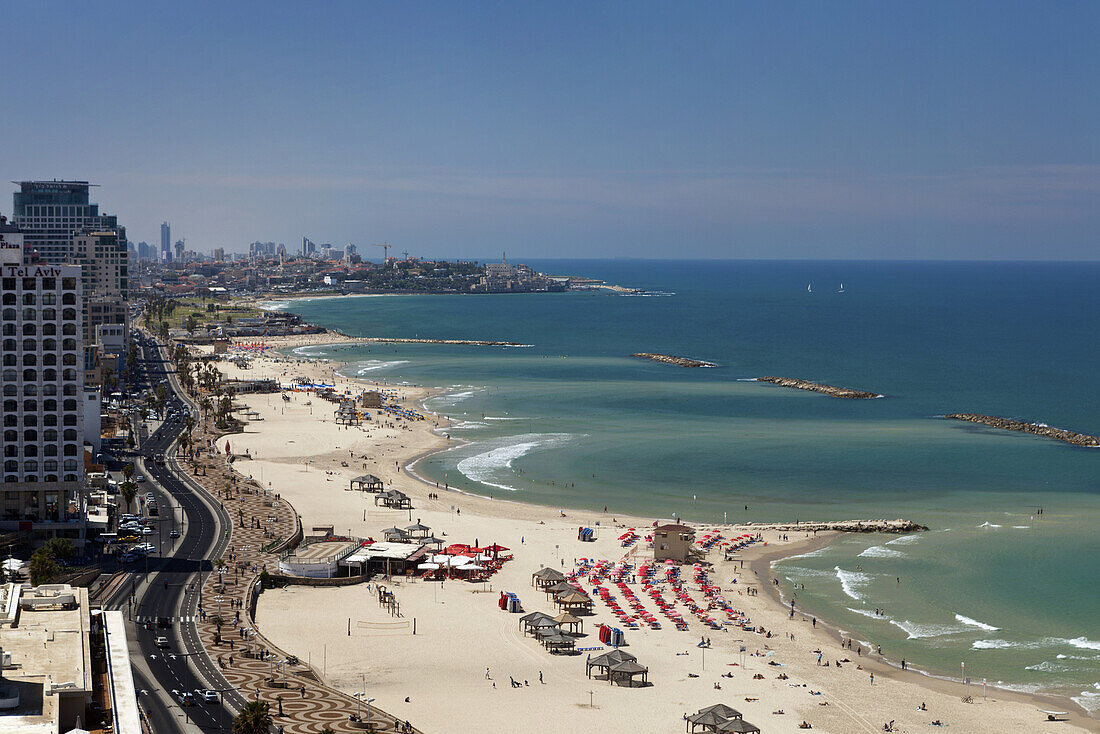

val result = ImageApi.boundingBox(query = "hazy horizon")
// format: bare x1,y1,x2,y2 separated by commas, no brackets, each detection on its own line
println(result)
3,1,1098,260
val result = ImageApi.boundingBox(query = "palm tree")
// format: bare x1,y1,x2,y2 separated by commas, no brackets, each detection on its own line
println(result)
119,481,137,515
232,700,272,734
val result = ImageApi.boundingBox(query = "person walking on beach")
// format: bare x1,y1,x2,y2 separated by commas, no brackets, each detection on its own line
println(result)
869,672,874,685
485,667,490,679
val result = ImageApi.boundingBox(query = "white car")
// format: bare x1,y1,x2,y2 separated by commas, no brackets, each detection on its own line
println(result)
141,528,154,535
168,530,180,538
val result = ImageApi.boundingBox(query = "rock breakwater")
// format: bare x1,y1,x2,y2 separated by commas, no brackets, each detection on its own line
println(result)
945,413,1100,447
630,353,717,368
360,337,531,347
740,518,928,534
757,376,880,399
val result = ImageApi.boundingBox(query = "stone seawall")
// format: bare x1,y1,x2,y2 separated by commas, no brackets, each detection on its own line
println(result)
630,352,718,367
945,413,1100,447
757,376,880,399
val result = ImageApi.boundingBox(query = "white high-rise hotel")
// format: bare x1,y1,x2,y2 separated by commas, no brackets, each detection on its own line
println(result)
0,219,86,543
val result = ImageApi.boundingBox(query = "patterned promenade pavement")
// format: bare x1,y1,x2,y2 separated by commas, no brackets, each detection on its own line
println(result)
184,430,420,734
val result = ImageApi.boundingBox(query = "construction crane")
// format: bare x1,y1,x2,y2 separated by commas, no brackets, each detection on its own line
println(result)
368,242,390,261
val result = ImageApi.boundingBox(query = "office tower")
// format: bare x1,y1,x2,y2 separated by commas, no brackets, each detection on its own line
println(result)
173,239,184,262
213,247,224,261
343,242,357,260
0,219,87,545
137,241,151,260
12,181,123,264
71,230,129,386
160,221,170,255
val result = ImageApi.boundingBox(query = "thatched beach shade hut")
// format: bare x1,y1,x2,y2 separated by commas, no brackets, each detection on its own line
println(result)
405,520,431,539
687,705,743,733
553,611,583,635
381,527,411,542
350,474,384,492
542,632,577,654
532,567,567,589
375,489,412,509
527,617,560,638
586,649,637,679
544,580,576,598
715,719,760,734
519,611,552,633
554,589,593,614
608,660,649,687
421,535,446,550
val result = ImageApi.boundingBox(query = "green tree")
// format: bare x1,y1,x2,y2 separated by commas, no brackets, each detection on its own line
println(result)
119,480,137,514
232,700,272,734
29,547,59,586
42,538,75,564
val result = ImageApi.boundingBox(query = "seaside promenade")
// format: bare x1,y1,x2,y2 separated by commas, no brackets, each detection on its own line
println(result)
180,399,419,733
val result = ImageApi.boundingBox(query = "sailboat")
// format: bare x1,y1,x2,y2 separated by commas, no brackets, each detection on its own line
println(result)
807,283,812,293
838,283,845,293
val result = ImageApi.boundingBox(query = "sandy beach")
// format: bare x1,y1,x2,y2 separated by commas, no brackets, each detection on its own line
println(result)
199,335,1096,734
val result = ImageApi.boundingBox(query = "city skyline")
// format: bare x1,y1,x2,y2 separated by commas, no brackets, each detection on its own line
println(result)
3,2,1099,260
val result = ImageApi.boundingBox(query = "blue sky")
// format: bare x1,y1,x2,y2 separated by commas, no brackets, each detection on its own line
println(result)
2,2,1097,259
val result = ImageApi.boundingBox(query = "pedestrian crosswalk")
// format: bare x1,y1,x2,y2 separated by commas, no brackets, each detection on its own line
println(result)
135,615,198,624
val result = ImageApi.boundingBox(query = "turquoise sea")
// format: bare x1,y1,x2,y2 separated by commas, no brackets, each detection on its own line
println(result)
269,259,1100,712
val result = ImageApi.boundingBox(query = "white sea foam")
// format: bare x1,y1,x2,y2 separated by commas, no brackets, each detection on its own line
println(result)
779,566,833,579
258,300,291,311
427,388,482,408
978,521,1002,528
483,416,525,421
1012,525,1031,529
449,420,488,430
292,344,332,356
1025,661,1072,673
954,614,1000,631
354,359,409,374
858,544,905,559
456,433,574,492
781,547,828,561
890,620,964,639
847,607,886,620
1072,690,1100,714
1067,637,1100,651
884,533,922,546
834,567,873,601
973,639,1016,649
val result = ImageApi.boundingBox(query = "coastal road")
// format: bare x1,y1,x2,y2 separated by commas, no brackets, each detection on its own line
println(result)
100,337,244,732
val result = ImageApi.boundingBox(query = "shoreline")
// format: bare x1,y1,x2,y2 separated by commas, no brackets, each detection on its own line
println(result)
212,334,1095,731
754,541,1099,728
